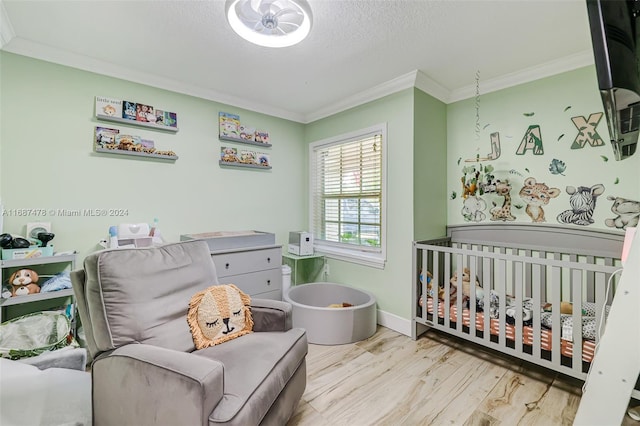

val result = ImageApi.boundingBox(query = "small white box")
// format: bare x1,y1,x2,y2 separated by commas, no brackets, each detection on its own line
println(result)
288,231,314,256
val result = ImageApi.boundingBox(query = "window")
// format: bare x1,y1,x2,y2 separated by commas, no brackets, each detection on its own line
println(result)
309,124,386,268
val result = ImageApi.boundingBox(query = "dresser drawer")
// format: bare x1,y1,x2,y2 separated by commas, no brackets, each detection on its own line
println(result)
251,289,282,301
212,247,281,278
218,268,282,297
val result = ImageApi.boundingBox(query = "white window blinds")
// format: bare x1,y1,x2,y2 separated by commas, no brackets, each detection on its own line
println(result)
311,130,383,252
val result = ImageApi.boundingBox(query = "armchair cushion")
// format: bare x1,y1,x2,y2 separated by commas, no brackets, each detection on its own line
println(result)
80,240,219,355
188,284,253,348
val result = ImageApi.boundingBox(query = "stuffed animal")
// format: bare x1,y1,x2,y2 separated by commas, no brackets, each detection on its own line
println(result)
542,301,586,315
450,267,482,301
418,270,458,306
327,302,354,308
8,269,40,297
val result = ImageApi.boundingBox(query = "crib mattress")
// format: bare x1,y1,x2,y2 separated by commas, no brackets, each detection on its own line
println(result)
425,298,596,362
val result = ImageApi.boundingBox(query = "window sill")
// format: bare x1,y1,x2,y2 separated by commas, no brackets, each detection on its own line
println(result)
314,245,386,269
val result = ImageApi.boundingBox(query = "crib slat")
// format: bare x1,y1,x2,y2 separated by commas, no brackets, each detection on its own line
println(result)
444,253,451,328
532,262,542,360
514,261,524,357
586,255,595,302
469,256,477,338
497,257,507,347
594,272,607,346
421,254,429,323
482,256,491,345
571,268,583,373
550,265,562,368
455,254,464,334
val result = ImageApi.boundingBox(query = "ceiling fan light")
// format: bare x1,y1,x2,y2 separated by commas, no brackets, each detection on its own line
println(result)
225,0,312,48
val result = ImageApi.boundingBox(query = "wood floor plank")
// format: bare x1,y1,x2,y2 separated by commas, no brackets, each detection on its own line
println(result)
287,326,635,426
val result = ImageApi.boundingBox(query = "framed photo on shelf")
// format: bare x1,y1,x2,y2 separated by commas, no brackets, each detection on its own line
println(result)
220,146,239,163
95,126,119,148
95,96,123,118
239,150,257,165
255,131,270,144
257,153,270,167
219,112,240,139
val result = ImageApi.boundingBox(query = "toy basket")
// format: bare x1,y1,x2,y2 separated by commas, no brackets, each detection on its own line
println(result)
0,311,70,359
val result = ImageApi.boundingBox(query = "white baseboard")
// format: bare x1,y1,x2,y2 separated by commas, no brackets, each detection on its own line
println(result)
376,309,412,337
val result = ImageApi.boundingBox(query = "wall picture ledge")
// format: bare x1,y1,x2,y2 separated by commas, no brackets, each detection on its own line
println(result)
220,146,270,169
95,147,178,160
94,127,178,161
95,96,179,132
219,112,271,147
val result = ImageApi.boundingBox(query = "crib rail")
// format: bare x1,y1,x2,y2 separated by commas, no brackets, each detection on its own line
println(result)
412,236,622,381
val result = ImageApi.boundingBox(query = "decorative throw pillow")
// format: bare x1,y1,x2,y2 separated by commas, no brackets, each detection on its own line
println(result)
187,284,253,349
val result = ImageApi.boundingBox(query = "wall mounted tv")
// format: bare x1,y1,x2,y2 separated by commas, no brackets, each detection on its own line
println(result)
586,0,640,160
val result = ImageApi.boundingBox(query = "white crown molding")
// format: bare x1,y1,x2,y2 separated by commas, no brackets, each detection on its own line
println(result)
448,50,595,103
2,34,595,122
0,1,16,49
2,37,306,123
414,70,450,104
303,70,421,123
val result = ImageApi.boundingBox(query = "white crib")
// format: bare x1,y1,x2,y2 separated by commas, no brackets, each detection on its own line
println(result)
412,224,632,389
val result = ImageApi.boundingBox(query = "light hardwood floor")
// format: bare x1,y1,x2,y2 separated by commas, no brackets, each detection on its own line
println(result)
288,326,638,425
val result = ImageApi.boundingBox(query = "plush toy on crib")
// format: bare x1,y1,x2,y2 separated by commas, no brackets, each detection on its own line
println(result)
542,301,586,315
8,269,40,297
450,268,483,303
418,270,459,306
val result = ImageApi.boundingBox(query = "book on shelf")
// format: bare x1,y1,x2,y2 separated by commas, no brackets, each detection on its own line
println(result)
136,104,154,122
219,112,240,139
163,111,177,128
257,153,270,167
239,150,258,165
95,126,119,148
255,131,270,144
95,96,123,118
140,139,155,149
154,109,164,125
122,101,137,120
220,146,239,163
239,125,256,142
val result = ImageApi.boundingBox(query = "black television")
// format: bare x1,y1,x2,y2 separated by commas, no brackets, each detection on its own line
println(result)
586,0,640,160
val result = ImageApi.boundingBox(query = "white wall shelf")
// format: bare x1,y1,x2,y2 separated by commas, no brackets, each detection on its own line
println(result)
95,147,178,161
96,113,179,133
218,161,271,170
219,135,272,148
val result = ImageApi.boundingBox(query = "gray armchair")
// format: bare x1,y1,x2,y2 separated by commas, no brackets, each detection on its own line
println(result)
70,240,307,426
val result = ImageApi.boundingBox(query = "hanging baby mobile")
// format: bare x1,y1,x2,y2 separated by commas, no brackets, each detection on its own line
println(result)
460,70,500,223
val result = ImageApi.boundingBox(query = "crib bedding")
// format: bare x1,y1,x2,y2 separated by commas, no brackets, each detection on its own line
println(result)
423,297,597,362
423,289,608,341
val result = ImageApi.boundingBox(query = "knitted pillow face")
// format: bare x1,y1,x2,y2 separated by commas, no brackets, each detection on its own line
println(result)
187,284,253,349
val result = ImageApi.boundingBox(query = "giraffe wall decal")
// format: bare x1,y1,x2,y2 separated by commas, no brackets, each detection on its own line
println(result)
490,180,516,221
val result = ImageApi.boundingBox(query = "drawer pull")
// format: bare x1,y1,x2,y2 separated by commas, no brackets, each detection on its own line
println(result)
267,279,271,286
225,263,230,269
267,257,271,263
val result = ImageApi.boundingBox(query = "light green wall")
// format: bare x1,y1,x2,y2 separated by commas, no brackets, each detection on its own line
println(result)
414,87,447,240
305,89,446,320
3,51,638,325
0,52,306,259
447,66,640,229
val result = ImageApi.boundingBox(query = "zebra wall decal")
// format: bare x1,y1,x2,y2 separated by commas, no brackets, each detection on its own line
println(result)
557,184,605,226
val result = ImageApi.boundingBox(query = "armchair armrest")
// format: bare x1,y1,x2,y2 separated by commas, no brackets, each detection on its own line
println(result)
251,298,293,332
92,344,223,426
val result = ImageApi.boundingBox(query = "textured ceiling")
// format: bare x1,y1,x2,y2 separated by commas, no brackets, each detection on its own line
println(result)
1,0,595,122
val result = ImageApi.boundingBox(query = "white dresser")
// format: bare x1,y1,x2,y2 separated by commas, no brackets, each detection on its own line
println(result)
210,245,282,300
